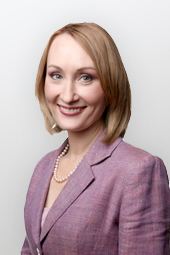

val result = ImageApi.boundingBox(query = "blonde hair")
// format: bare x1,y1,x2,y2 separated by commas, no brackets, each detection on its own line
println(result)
35,22,131,144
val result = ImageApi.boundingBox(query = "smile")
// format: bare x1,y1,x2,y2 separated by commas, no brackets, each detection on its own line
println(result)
57,104,86,116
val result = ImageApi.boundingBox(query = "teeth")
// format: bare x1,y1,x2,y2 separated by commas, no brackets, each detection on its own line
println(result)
60,106,82,113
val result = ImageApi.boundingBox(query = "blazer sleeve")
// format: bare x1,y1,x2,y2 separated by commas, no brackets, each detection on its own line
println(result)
21,237,32,255
119,156,170,255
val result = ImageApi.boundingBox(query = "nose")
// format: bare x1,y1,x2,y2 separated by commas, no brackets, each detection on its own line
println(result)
60,80,79,103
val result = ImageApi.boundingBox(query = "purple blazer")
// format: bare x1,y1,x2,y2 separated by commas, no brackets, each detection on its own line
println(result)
21,133,170,255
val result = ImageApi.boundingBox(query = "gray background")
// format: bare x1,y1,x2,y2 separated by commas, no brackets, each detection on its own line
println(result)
0,0,169,254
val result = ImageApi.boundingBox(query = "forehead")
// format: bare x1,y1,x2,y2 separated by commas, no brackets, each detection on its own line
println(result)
47,33,95,67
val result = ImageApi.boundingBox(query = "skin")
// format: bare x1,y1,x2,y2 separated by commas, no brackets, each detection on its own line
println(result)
44,33,106,207
45,33,106,160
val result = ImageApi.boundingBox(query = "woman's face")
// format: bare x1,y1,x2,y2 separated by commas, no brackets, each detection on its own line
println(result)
44,33,106,133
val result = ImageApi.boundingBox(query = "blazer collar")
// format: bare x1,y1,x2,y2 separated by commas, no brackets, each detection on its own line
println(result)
86,129,122,166
40,156,95,242
58,129,122,166
39,131,122,242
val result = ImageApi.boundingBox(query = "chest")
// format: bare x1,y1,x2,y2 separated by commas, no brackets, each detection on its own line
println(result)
25,155,124,254
44,177,68,208
41,177,122,254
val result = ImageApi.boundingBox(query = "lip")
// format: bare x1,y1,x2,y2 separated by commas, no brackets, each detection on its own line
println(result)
57,104,87,116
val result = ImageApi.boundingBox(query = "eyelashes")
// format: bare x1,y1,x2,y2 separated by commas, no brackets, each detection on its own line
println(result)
48,72,62,80
47,72,96,84
79,74,94,83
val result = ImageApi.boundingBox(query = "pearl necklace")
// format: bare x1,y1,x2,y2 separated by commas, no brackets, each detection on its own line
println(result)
53,143,81,183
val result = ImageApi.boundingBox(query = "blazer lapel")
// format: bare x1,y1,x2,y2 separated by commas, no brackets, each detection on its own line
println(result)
40,159,95,241
27,140,68,245
40,130,122,242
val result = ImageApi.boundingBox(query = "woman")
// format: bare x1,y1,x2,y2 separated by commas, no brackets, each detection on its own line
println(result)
21,23,170,255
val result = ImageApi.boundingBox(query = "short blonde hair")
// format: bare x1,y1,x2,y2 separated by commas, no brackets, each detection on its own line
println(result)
35,22,131,144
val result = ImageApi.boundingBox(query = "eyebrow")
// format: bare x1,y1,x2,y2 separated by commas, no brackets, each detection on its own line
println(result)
47,65,97,72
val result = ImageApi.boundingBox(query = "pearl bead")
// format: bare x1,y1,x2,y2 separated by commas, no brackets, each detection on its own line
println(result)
53,143,82,183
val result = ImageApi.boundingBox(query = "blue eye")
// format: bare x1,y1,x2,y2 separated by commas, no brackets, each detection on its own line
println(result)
80,74,93,83
49,72,62,80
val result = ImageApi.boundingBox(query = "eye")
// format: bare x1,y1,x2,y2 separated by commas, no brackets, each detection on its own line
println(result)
79,74,93,83
49,72,63,80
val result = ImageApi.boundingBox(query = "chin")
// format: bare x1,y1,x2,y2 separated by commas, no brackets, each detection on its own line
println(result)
58,124,90,133
64,127,87,132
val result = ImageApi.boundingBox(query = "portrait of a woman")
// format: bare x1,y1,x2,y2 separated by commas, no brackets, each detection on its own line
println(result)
21,22,170,255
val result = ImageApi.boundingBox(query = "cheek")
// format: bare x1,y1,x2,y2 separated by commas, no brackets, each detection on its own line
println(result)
44,82,49,98
93,90,106,113
84,88,105,108
44,82,57,103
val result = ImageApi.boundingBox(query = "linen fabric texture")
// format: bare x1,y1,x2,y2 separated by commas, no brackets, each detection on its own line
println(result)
21,133,170,255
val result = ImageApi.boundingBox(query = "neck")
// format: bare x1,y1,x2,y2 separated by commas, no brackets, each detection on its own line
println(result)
66,122,104,161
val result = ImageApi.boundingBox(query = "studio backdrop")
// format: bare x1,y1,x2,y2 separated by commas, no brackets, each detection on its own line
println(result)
0,0,169,254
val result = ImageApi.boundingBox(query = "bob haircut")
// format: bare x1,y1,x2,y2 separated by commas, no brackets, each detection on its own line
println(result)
35,22,131,144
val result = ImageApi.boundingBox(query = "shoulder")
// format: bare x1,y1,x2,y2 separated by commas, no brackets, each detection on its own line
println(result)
27,138,68,187
34,149,57,172
32,138,68,176
116,140,156,165
25,149,57,191
112,139,168,184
